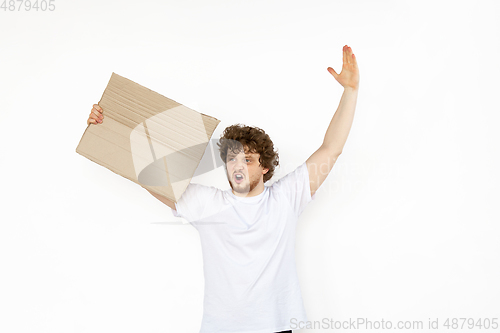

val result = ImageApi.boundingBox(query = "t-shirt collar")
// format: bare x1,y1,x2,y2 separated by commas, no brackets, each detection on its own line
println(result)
227,186,268,203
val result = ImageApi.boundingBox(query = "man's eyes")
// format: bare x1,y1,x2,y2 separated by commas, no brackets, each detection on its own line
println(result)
228,158,251,162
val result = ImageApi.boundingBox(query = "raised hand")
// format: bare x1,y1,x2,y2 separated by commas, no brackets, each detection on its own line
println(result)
327,45,359,90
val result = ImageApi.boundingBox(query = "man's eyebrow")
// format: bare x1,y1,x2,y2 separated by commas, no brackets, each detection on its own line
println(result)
227,151,254,156
226,154,254,160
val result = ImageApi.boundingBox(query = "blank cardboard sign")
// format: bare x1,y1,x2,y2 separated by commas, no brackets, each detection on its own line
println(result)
76,72,221,202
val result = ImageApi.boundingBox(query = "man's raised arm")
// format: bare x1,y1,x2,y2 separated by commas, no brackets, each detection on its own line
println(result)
306,45,360,197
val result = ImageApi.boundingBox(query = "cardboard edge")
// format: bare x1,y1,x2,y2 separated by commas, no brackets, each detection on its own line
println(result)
75,72,114,153
75,147,175,202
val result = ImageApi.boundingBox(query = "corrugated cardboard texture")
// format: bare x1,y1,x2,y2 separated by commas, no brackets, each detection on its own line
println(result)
76,72,221,202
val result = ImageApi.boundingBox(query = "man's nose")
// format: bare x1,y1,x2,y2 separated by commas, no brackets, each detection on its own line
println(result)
235,159,246,170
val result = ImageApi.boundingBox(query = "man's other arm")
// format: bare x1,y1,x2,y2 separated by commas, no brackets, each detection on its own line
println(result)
143,187,176,211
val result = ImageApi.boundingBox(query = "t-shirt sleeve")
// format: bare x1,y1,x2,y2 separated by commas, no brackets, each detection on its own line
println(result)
272,161,316,216
171,183,218,227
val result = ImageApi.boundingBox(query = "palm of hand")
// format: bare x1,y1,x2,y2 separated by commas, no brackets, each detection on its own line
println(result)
328,45,359,90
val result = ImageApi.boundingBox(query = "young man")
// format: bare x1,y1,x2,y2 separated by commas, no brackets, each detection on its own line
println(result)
87,45,359,333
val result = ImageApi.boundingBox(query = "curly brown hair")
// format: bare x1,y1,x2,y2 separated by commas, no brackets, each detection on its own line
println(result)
217,124,279,183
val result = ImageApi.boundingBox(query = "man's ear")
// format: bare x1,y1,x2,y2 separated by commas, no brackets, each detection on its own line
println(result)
263,168,269,175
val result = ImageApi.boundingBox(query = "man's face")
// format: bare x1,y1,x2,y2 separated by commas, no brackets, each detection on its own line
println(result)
226,148,268,195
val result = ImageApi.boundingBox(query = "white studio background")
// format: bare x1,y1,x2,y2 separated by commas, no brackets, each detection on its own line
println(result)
1,0,499,332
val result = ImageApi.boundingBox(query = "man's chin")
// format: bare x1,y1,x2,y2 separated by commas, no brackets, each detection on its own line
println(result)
228,180,250,193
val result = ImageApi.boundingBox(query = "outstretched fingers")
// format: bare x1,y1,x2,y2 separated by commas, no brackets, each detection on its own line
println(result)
350,46,357,64
346,45,354,64
345,45,358,69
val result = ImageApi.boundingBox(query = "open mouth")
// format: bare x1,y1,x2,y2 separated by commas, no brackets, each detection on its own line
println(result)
234,173,244,184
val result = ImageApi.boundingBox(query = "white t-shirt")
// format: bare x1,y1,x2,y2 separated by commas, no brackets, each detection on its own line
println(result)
172,162,316,333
